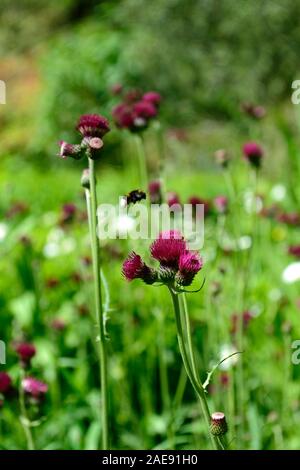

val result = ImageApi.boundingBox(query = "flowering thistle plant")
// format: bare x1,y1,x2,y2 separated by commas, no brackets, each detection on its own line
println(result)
112,90,161,133
58,114,110,161
123,230,203,290
58,113,110,450
123,230,222,449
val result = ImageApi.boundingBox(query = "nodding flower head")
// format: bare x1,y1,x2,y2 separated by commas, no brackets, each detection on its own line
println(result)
112,104,135,130
15,342,36,367
210,412,228,436
243,141,263,168
176,250,203,286
22,377,48,399
122,252,156,284
58,141,83,160
142,91,161,106
150,230,186,268
76,114,110,138
0,372,12,395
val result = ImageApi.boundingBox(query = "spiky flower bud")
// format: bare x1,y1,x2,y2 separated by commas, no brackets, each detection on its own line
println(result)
210,412,228,436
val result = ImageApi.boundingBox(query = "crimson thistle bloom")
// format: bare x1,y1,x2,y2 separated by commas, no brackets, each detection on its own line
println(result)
122,231,221,449
122,252,156,284
214,195,228,214
143,91,161,106
15,342,36,368
243,141,263,168
22,377,48,399
288,245,300,258
148,180,162,204
0,372,12,395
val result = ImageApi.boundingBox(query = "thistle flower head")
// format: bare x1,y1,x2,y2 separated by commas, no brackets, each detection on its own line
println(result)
122,252,156,284
0,372,12,395
148,180,162,204
76,114,110,138
15,342,36,367
288,245,300,258
150,230,186,268
210,412,228,436
243,141,263,168
143,91,161,106
242,102,266,119
214,195,228,214
133,100,157,119
176,250,203,286
167,192,181,211
22,377,48,399
58,141,83,160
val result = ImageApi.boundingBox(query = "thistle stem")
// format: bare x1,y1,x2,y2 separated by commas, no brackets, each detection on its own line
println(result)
168,288,221,450
19,370,35,450
134,134,149,191
87,158,109,450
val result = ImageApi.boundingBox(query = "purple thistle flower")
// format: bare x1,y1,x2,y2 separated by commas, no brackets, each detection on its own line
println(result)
176,250,203,286
15,342,36,367
148,180,162,204
58,141,83,160
122,252,156,284
133,100,157,119
288,245,300,258
150,230,186,268
76,114,110,138
22,377,48,399
243,141,264,168
214,195,228,214
167,192,181,211
0,372,12,395
142,91,161,106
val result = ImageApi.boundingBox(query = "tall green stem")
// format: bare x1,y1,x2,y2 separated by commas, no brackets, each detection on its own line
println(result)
19,370,35,450
134,134,149,190
169,288,221,450
87,158,109,450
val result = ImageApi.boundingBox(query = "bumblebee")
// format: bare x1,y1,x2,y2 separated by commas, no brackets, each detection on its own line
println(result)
124,189,146,206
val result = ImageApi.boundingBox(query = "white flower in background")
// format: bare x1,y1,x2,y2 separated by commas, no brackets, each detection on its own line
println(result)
219,344,239,370
43,228,76,258
238,235,252,250
282,263,300,284
0,222,8,241
270,184,286,202
243,190,263,214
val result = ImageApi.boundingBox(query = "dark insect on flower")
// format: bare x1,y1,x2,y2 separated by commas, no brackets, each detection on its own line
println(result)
210,412,228,436
0,372,12,395
123,189,146,206
243,141,264,168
